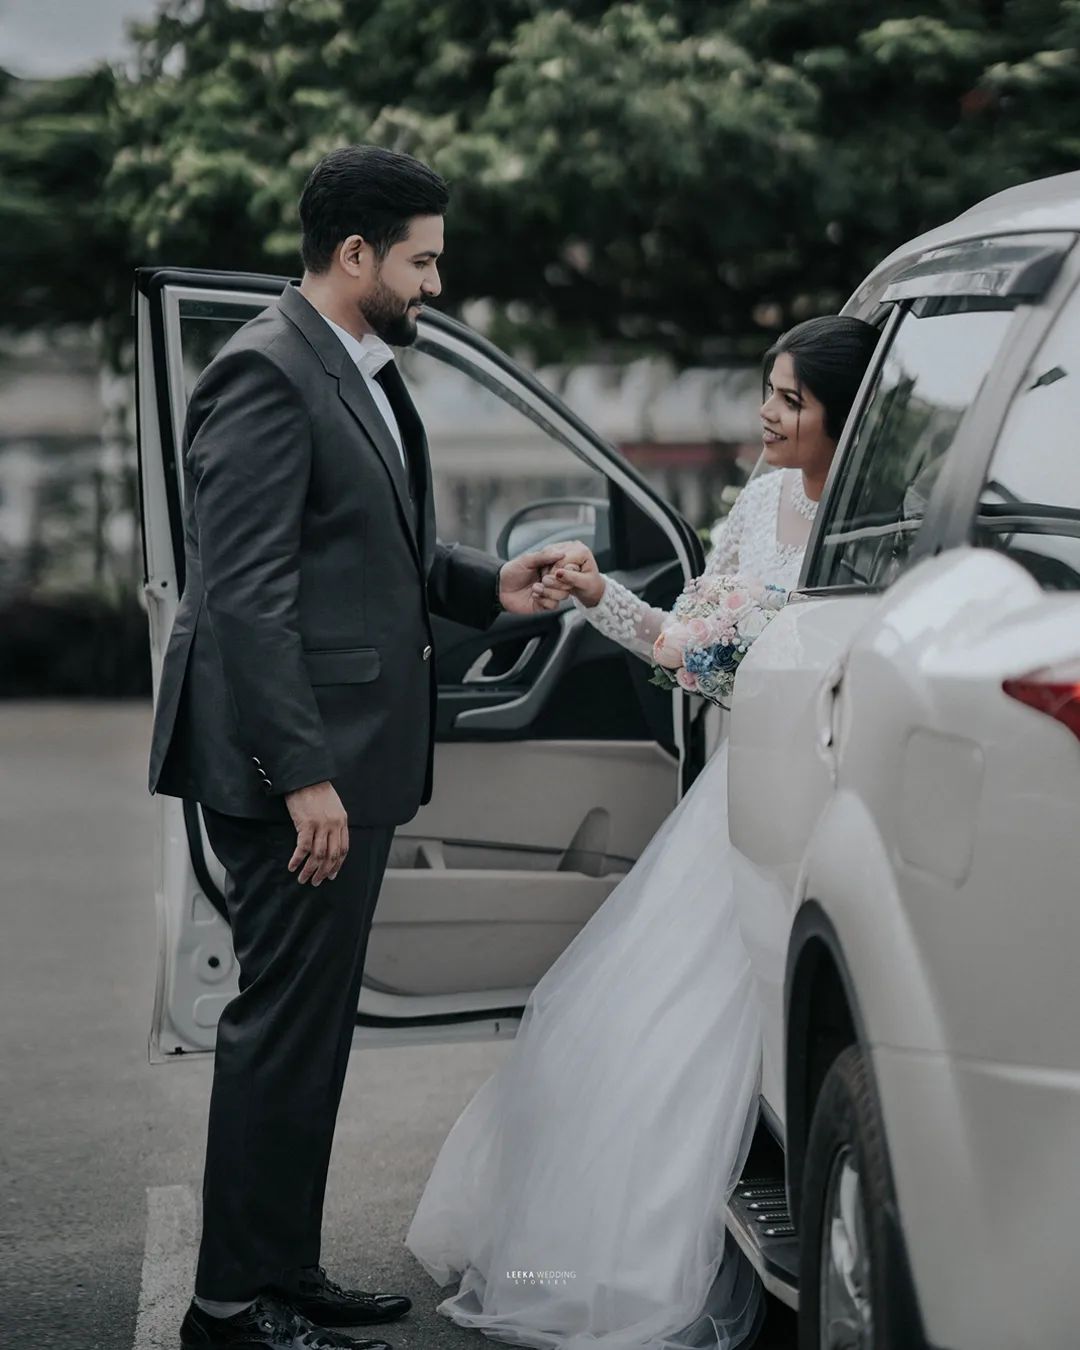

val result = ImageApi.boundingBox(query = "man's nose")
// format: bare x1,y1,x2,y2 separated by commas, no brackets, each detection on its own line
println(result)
422,266,442,299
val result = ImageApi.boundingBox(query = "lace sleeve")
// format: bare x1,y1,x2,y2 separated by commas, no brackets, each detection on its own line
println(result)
702,488,746,578
574,576,665,660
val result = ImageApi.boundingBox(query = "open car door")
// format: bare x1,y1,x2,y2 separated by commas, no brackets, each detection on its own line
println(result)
135,268,704,1059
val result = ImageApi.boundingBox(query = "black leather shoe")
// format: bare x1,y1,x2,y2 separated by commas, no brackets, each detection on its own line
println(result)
179,1294,394,1349
271,1266,412,1327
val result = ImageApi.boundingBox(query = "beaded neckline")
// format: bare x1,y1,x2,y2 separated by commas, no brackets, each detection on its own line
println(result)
790,472,819,521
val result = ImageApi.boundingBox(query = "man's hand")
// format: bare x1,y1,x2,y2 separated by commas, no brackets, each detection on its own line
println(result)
499,542,600,614
285,780,349,886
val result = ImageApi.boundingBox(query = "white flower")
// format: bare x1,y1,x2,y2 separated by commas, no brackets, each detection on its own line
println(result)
737,609,768,640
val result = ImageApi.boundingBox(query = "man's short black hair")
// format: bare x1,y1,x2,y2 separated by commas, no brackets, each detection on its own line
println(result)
298,145,449,273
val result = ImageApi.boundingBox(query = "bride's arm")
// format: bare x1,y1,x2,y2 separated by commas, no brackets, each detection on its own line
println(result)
571,490,747,661
573,575,665,659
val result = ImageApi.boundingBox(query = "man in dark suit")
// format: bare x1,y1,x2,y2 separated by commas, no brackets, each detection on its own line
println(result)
149,145,574,1350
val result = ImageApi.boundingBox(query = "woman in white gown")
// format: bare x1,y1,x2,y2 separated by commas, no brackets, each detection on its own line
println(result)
405,317,881,1350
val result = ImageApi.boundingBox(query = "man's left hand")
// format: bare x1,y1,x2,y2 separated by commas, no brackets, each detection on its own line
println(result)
498,542,594,614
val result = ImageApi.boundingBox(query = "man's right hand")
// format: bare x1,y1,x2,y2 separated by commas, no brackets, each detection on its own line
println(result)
285,781,349,886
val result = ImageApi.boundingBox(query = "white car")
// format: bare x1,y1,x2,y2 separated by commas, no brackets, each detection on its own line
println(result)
137,170,1080,1350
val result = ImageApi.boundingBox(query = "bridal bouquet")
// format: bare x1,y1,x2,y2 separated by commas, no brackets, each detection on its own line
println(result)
649,574,789,707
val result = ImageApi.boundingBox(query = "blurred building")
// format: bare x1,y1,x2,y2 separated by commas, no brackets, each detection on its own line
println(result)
0,329,137,605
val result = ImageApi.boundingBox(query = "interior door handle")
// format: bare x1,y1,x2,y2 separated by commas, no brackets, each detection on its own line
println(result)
455,609,584,731
463,636,542,684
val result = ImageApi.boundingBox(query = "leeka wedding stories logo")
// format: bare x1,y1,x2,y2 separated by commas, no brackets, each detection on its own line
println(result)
505,1269,577,1288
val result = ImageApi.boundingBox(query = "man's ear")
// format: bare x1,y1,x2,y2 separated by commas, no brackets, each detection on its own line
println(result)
338,234,367,274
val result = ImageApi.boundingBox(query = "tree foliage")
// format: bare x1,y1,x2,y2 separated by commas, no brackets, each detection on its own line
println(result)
6,0,1080,359
0,68,128,335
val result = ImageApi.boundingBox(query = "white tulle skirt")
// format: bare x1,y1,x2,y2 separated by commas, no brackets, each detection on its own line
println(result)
405,745,763,1350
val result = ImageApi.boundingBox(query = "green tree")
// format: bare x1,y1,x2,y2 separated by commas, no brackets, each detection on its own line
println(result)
7,1,1080,359
0,67,127,341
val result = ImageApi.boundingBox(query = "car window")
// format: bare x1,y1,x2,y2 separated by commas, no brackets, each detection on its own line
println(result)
807,304,1016,590
399,344,612,564
973,291,1080,589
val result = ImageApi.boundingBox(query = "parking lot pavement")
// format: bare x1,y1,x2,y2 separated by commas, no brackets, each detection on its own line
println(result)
1,701,793,1349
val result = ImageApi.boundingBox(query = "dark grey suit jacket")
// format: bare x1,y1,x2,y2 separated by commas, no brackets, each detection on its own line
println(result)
148,284,502,825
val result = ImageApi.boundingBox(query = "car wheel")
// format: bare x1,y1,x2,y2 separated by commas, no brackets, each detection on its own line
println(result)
797,1045,920,1350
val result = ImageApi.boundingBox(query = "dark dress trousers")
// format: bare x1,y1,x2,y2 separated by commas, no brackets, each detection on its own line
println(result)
147,284,502,1299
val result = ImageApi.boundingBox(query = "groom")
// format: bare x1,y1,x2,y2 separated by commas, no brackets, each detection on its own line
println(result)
149,145,577,1350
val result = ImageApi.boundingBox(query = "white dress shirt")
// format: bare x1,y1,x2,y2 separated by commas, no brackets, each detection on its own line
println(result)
319,314,408,473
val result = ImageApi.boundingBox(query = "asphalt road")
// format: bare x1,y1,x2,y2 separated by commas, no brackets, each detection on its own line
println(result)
1,702,795,1350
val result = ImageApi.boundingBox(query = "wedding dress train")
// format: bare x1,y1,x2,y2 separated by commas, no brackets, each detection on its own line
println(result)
405,470,814,1349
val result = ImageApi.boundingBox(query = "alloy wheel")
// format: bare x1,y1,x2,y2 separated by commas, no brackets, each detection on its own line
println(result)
819,1144,873,1349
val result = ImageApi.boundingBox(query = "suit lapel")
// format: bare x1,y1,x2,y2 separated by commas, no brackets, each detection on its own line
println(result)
277,284,422,567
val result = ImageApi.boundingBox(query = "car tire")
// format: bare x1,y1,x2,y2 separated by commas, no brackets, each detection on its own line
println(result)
797,1045,923,1350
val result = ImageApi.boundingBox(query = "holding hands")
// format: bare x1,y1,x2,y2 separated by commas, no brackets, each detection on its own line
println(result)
499,541,604,613
542,545,605,608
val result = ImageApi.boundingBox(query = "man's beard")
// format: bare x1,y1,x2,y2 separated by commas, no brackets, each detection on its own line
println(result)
360,271,422,347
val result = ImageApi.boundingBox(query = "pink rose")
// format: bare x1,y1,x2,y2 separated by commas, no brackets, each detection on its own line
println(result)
726,590,749,611
654,621,691,669
686,617,712,643
675,667,699,692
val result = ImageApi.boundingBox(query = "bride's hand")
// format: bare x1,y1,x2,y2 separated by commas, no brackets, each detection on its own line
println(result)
539,543,605,608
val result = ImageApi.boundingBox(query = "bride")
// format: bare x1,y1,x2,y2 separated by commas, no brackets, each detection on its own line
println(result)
404,316,880,1350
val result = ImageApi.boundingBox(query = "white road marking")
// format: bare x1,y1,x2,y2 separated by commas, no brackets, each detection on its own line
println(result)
134,1185,198,1349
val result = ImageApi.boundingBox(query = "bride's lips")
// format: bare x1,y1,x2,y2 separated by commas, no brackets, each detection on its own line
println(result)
762,427,785,444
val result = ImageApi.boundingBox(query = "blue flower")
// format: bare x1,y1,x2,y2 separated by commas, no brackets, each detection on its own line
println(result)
685,642,741,677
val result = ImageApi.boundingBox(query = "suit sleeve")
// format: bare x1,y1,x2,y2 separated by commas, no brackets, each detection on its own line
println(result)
427,540,504,629
186,346,335,796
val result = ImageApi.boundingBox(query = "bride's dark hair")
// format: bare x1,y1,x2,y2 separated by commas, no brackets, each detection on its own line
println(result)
763,315,881,442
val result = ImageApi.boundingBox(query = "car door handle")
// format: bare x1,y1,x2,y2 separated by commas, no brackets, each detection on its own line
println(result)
462,636,542,684
454,609,584,730
815,661,845,778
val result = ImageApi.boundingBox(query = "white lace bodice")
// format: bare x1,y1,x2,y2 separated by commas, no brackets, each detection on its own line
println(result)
580,469,811,658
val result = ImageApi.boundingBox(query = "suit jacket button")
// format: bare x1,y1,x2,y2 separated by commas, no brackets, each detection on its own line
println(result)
422,645,433,661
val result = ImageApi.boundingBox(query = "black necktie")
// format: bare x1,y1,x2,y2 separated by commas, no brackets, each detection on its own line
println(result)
374,365,417,506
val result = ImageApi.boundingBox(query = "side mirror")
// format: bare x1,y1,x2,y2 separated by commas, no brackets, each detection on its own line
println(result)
495,497,612,565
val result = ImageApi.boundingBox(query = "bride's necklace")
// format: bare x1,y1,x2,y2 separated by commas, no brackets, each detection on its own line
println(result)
790,473,818,521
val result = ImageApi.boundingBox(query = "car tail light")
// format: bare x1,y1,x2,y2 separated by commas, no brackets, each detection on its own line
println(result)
1002,662,1080,743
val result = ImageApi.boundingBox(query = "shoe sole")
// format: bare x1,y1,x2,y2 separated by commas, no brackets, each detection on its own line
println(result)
288,1302,411,1326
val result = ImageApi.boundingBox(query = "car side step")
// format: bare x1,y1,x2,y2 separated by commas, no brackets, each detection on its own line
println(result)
726,1175,799,1309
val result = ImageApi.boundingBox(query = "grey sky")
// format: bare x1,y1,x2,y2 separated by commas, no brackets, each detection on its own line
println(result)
0,0,161,77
